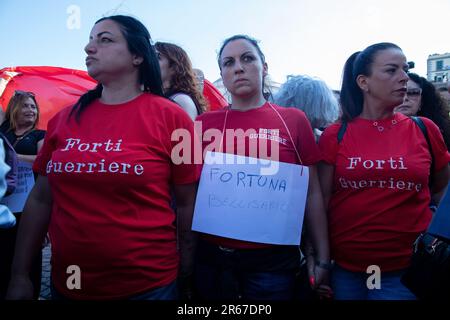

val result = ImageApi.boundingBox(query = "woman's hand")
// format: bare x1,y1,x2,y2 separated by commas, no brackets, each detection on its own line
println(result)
306,255,333,299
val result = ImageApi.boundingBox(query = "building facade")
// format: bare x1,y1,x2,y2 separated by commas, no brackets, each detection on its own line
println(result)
427,53,450,83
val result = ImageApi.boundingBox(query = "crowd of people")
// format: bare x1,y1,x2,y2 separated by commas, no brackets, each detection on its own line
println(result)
0,14,449,301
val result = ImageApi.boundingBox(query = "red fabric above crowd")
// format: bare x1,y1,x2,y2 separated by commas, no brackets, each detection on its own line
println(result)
0,66,227,130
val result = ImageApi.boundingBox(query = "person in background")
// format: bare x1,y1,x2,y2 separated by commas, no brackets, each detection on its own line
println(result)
0,90,44,300
155,42,206,120
6,15,199,300
273,75,340,299
194,34,331,300
0,91,45,163
319,43,450,300
0,139,15,229
193,68,205,92
0,107,4,124
437,84,450,106
273,75,340,141
0,132,18,197
394,73,450,209
394,72,450,150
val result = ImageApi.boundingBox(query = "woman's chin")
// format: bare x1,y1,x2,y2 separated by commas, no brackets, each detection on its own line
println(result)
86,68,101,82
19,119,36,127
394,106,413,116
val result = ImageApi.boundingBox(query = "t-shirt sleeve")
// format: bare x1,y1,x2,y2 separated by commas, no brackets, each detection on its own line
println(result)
35,129,46,141
33,117,58,176
295,110,322,165
169,108,201,185
318,123,341,164
421,117,450,172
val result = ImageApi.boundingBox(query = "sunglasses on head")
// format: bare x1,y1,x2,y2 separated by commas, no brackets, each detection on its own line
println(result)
406,88,422,96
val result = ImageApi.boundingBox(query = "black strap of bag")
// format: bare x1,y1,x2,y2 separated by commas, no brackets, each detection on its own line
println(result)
337,121,347,144
410,116,434,188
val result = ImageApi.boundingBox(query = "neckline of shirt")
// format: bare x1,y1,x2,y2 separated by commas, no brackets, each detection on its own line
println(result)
355,113,408,132
228,101,270,113
96,92,146,108
15,130,33,138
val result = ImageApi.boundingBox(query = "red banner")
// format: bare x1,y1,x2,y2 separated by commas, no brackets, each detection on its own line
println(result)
203,79,228,111
0,66,227,129
0,66,96,129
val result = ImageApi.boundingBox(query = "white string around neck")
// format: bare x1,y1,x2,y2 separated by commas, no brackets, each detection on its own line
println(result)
218,102,304,175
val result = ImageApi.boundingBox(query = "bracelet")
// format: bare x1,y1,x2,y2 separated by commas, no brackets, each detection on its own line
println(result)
315,260,334,271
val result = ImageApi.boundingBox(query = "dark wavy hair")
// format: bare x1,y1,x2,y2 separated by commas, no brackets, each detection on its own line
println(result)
408,72,450,150
340,42,402,122
217,34,271,100
155,42,206,115
70,15,164,121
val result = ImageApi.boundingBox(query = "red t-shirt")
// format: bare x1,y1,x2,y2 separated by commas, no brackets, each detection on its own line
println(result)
33,93,200,299
196,102,321,249
319,113,450,272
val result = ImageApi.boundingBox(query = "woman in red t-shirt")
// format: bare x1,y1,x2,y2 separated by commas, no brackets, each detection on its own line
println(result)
6,15,199,300
319,43,450,300
194,34,331,300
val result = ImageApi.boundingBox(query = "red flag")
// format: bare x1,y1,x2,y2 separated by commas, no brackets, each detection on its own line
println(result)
203,79,228,111
0,66,228,129
0,66,97,129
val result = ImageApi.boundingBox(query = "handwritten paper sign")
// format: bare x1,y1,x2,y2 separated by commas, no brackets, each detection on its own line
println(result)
1,161,35,213
192,151,309,245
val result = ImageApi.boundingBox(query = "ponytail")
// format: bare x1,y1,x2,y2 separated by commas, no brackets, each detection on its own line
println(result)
340,42,402,122
340,52,363,122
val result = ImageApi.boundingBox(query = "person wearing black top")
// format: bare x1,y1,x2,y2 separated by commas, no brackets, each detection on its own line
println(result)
0,90,45,300
0,91,45,162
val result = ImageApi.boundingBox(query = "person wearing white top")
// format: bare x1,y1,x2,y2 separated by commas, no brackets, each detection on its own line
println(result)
155,42,207,120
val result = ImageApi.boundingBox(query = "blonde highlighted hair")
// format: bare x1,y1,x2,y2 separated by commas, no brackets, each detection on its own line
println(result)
5,90,40,131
